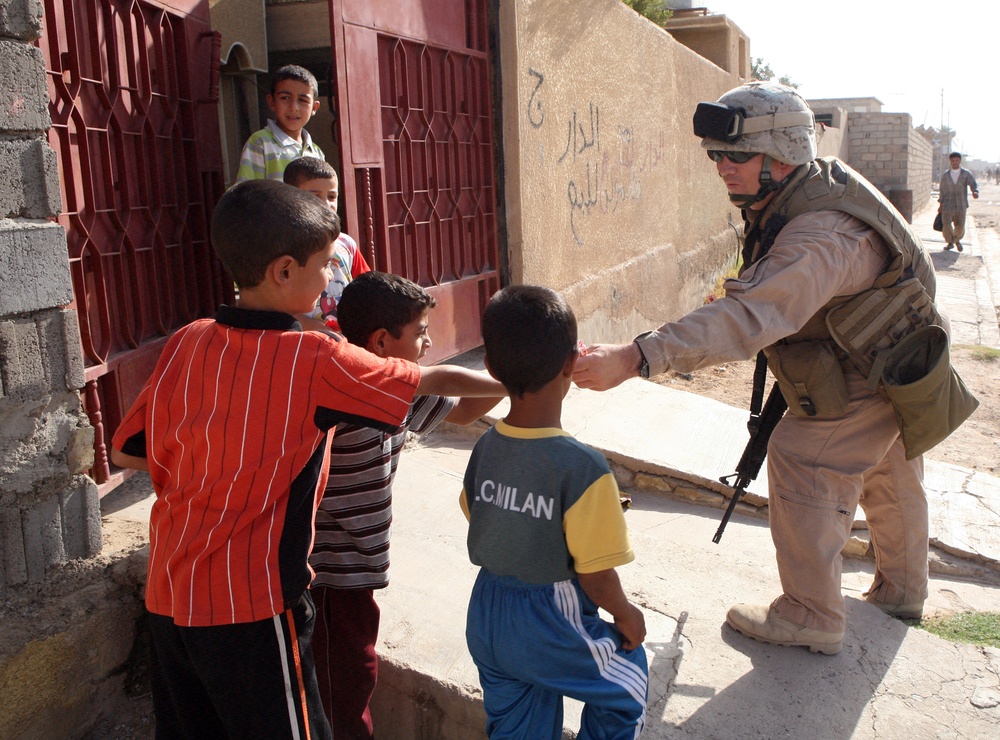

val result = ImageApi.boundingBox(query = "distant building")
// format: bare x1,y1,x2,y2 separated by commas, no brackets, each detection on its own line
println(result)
807,97,932,221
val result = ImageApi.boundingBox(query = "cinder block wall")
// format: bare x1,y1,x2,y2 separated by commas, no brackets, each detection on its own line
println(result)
904,127,933,209
846,111,933,221
0,0,99,597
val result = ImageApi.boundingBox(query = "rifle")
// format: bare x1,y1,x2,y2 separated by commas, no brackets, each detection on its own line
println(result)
712,354,788,543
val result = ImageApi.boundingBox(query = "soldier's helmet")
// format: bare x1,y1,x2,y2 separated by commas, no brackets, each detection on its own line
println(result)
693,82,816,166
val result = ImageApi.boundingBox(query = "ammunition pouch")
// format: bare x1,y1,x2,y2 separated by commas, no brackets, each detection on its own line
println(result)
766,341,849,418
826,280,979,459
880,325,979,459
825,278,938,383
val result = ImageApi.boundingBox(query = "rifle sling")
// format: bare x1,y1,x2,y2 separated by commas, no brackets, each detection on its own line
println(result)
747,351,769,434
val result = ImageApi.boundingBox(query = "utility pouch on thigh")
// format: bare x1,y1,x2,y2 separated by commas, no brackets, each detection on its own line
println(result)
881,325,980,459
768,341,849,418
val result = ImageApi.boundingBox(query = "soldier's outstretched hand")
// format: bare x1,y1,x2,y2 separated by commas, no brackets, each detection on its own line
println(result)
573,342,642,391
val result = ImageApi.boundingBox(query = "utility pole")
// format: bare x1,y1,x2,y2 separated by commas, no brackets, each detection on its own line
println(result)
939,88,945,182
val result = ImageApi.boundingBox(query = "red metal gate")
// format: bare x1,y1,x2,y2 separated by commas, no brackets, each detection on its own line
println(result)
38,0,230,492
329,0,501,364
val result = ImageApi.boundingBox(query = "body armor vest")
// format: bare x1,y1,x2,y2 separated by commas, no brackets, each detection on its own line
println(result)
744,157,940,415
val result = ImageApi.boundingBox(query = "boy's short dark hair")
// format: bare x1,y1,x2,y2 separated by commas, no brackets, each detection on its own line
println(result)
271,64,319,99
211,180,340,288
482,285,577,398
949,151,962,160
337,272,436,346
283,157,337,188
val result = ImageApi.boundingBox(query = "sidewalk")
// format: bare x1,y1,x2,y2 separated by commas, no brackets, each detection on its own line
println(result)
102,193,1000,738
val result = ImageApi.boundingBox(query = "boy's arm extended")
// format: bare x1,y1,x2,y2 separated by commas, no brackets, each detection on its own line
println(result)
417,365,505,399
577,568,646,650
444,396,504,425
111,446,150,473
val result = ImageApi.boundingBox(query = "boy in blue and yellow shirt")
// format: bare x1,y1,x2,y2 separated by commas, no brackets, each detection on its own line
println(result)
460,285,648,739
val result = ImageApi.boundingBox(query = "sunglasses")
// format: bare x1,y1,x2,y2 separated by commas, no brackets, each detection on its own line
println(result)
707,150,759,164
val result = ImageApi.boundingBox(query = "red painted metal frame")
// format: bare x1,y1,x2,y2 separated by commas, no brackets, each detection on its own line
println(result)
38,0,230,492
330,0,500,364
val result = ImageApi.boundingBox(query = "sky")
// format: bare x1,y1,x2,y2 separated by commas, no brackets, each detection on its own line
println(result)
698,0,1000,163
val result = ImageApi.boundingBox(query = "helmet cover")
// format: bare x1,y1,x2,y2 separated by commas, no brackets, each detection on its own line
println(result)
698,82,816,166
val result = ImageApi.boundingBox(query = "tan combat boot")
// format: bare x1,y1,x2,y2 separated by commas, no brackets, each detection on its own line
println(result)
864,593,924,620
726,604,844,655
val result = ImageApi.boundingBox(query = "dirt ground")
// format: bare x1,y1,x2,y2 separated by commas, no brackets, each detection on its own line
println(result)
653,190,1000,475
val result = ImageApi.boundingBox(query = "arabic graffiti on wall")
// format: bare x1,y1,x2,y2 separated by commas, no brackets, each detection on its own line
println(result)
527,68,665,245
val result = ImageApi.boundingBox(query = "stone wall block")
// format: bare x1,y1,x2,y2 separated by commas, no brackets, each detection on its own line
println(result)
0,309,88,397
0,309,84,398
0,39,49,131
65,418,95,475
36,309,85,393
59,309,86,390
0,0,44,41
0,138,61,218
22,495,65,582
0,506,27,589
0,314,43,395
0,389,92,502
60,476,101,559
0,220,72,315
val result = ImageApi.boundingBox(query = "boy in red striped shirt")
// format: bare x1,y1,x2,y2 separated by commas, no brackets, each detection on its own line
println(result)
111,179,502,740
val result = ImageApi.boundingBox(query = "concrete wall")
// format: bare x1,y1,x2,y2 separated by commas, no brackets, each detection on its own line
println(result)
0,0,99,599
808,96,883,114
210,0,268,71
812,107,848,161
665,11,749,79
0,531,147,740
266,0,333,54
807,97,933,222
499,0,744,345
846,110,933,220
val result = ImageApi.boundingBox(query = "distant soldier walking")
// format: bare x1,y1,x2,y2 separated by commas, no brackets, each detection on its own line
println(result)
939,151,979,252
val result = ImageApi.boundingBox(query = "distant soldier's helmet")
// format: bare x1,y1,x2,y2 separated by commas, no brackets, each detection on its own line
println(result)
693,82,817,166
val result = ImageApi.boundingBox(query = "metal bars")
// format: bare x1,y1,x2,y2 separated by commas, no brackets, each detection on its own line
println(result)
38,0,228,488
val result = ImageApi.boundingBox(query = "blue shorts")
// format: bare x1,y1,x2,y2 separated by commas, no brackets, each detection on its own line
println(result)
466,569,648,739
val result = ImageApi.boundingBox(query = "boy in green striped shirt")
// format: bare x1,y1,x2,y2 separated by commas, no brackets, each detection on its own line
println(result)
236,64,325,182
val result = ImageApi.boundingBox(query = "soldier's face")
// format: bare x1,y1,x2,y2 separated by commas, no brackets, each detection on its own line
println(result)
716,152,767,198
715,154,798,210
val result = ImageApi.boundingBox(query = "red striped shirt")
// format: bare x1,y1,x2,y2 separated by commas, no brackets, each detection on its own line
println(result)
112,307,419,626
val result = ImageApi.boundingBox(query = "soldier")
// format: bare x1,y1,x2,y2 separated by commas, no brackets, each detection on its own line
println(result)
574,82,939,655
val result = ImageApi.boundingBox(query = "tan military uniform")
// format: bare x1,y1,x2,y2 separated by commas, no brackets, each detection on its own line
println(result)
636,209,929,633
